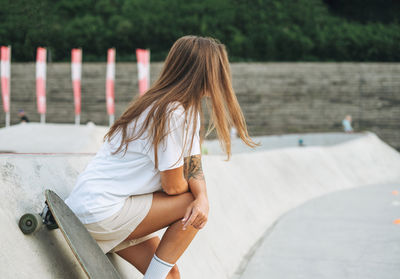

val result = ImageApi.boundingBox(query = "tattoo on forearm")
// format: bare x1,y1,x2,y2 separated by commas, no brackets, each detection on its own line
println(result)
184,155,205,181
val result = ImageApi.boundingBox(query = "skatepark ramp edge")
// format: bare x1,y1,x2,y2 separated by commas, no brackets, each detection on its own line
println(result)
1,131,400,278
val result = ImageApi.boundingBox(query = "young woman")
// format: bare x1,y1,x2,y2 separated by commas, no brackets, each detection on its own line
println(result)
65,35,256,279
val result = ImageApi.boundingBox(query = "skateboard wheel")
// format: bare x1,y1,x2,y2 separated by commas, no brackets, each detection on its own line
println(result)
46,222,59,230
19,213,43,234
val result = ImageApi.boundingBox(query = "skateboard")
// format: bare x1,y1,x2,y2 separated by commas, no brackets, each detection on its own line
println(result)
19,189,121,279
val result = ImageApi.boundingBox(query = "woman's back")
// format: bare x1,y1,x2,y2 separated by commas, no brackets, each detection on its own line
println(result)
65,102,200,224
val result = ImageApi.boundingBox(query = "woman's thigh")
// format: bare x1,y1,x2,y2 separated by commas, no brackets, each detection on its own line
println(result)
126,191,194,240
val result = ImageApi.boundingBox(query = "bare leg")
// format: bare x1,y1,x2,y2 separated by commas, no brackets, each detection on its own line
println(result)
116,236,180,279
126,191,195,239
155,219,198,263
122,191,199,264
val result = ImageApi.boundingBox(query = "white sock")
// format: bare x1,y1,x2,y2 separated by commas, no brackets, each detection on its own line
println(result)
143,254,175,279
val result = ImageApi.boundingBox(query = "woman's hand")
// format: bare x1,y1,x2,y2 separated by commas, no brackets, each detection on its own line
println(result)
182,154,208,230
182,194,209,230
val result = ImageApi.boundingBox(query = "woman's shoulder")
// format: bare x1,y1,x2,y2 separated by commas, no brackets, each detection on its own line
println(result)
167,101,185,116
167,102,200,118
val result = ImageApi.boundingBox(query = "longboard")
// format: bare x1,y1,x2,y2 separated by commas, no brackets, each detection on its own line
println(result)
19,189,121,279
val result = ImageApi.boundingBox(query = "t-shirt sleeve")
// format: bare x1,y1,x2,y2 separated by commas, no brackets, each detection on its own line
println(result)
150,108,201,171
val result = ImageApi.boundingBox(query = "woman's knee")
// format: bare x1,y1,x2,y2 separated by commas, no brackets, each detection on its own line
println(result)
147,191,195,226
181,191,195,204
154,191,194,209
169,191,195,217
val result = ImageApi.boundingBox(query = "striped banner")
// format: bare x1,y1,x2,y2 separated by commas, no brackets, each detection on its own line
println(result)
1,46,11,113
36,47,47,115
71,48,82,116
136,49,150,95
106,48,115,116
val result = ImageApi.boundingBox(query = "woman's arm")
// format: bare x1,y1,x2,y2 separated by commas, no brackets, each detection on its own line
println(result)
183,154,207,199
160,166,189,195
160,154,209,230
182,154,209,230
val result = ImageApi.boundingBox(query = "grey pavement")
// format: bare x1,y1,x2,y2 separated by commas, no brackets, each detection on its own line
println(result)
240,182,400,279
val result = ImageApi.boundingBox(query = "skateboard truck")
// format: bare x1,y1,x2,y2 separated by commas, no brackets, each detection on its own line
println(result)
19,202,58,234
41,202,59,230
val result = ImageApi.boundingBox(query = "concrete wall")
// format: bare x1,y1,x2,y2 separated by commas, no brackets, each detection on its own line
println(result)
1,132,400,279
1,63,399,150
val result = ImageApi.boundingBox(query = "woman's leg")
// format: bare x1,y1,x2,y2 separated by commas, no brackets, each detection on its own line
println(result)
127,191,195,239
155,218,198,263
124,191,199,263
116,236,180,279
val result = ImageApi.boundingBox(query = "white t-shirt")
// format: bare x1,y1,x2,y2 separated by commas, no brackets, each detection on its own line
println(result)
65,103,201,224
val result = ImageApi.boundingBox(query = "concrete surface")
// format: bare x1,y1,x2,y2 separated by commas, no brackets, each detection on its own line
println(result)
240,182,400,279
203,132,364,155
0,122,106,153
0,124,399,278
0,122,364,154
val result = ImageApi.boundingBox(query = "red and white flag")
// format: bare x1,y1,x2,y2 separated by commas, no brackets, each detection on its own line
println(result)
106,48,115,116
1,46,11,113
36,47,47,115
71,48,82,116
136,49,150,95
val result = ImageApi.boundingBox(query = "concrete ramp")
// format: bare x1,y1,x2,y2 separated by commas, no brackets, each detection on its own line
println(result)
0,123,107,153
0,155,92,278
239,182,400,279
1,131,400,278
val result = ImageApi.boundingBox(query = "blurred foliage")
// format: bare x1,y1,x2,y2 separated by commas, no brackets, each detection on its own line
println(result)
0,0,399,62
324,0,400,24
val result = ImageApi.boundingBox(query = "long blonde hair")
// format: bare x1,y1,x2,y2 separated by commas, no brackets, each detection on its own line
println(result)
104,35,256,167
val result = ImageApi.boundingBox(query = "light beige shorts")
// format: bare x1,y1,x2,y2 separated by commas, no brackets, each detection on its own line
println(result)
84,193,157,254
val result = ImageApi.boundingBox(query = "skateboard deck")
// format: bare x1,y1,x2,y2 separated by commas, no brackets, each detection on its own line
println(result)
19,189,121,279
